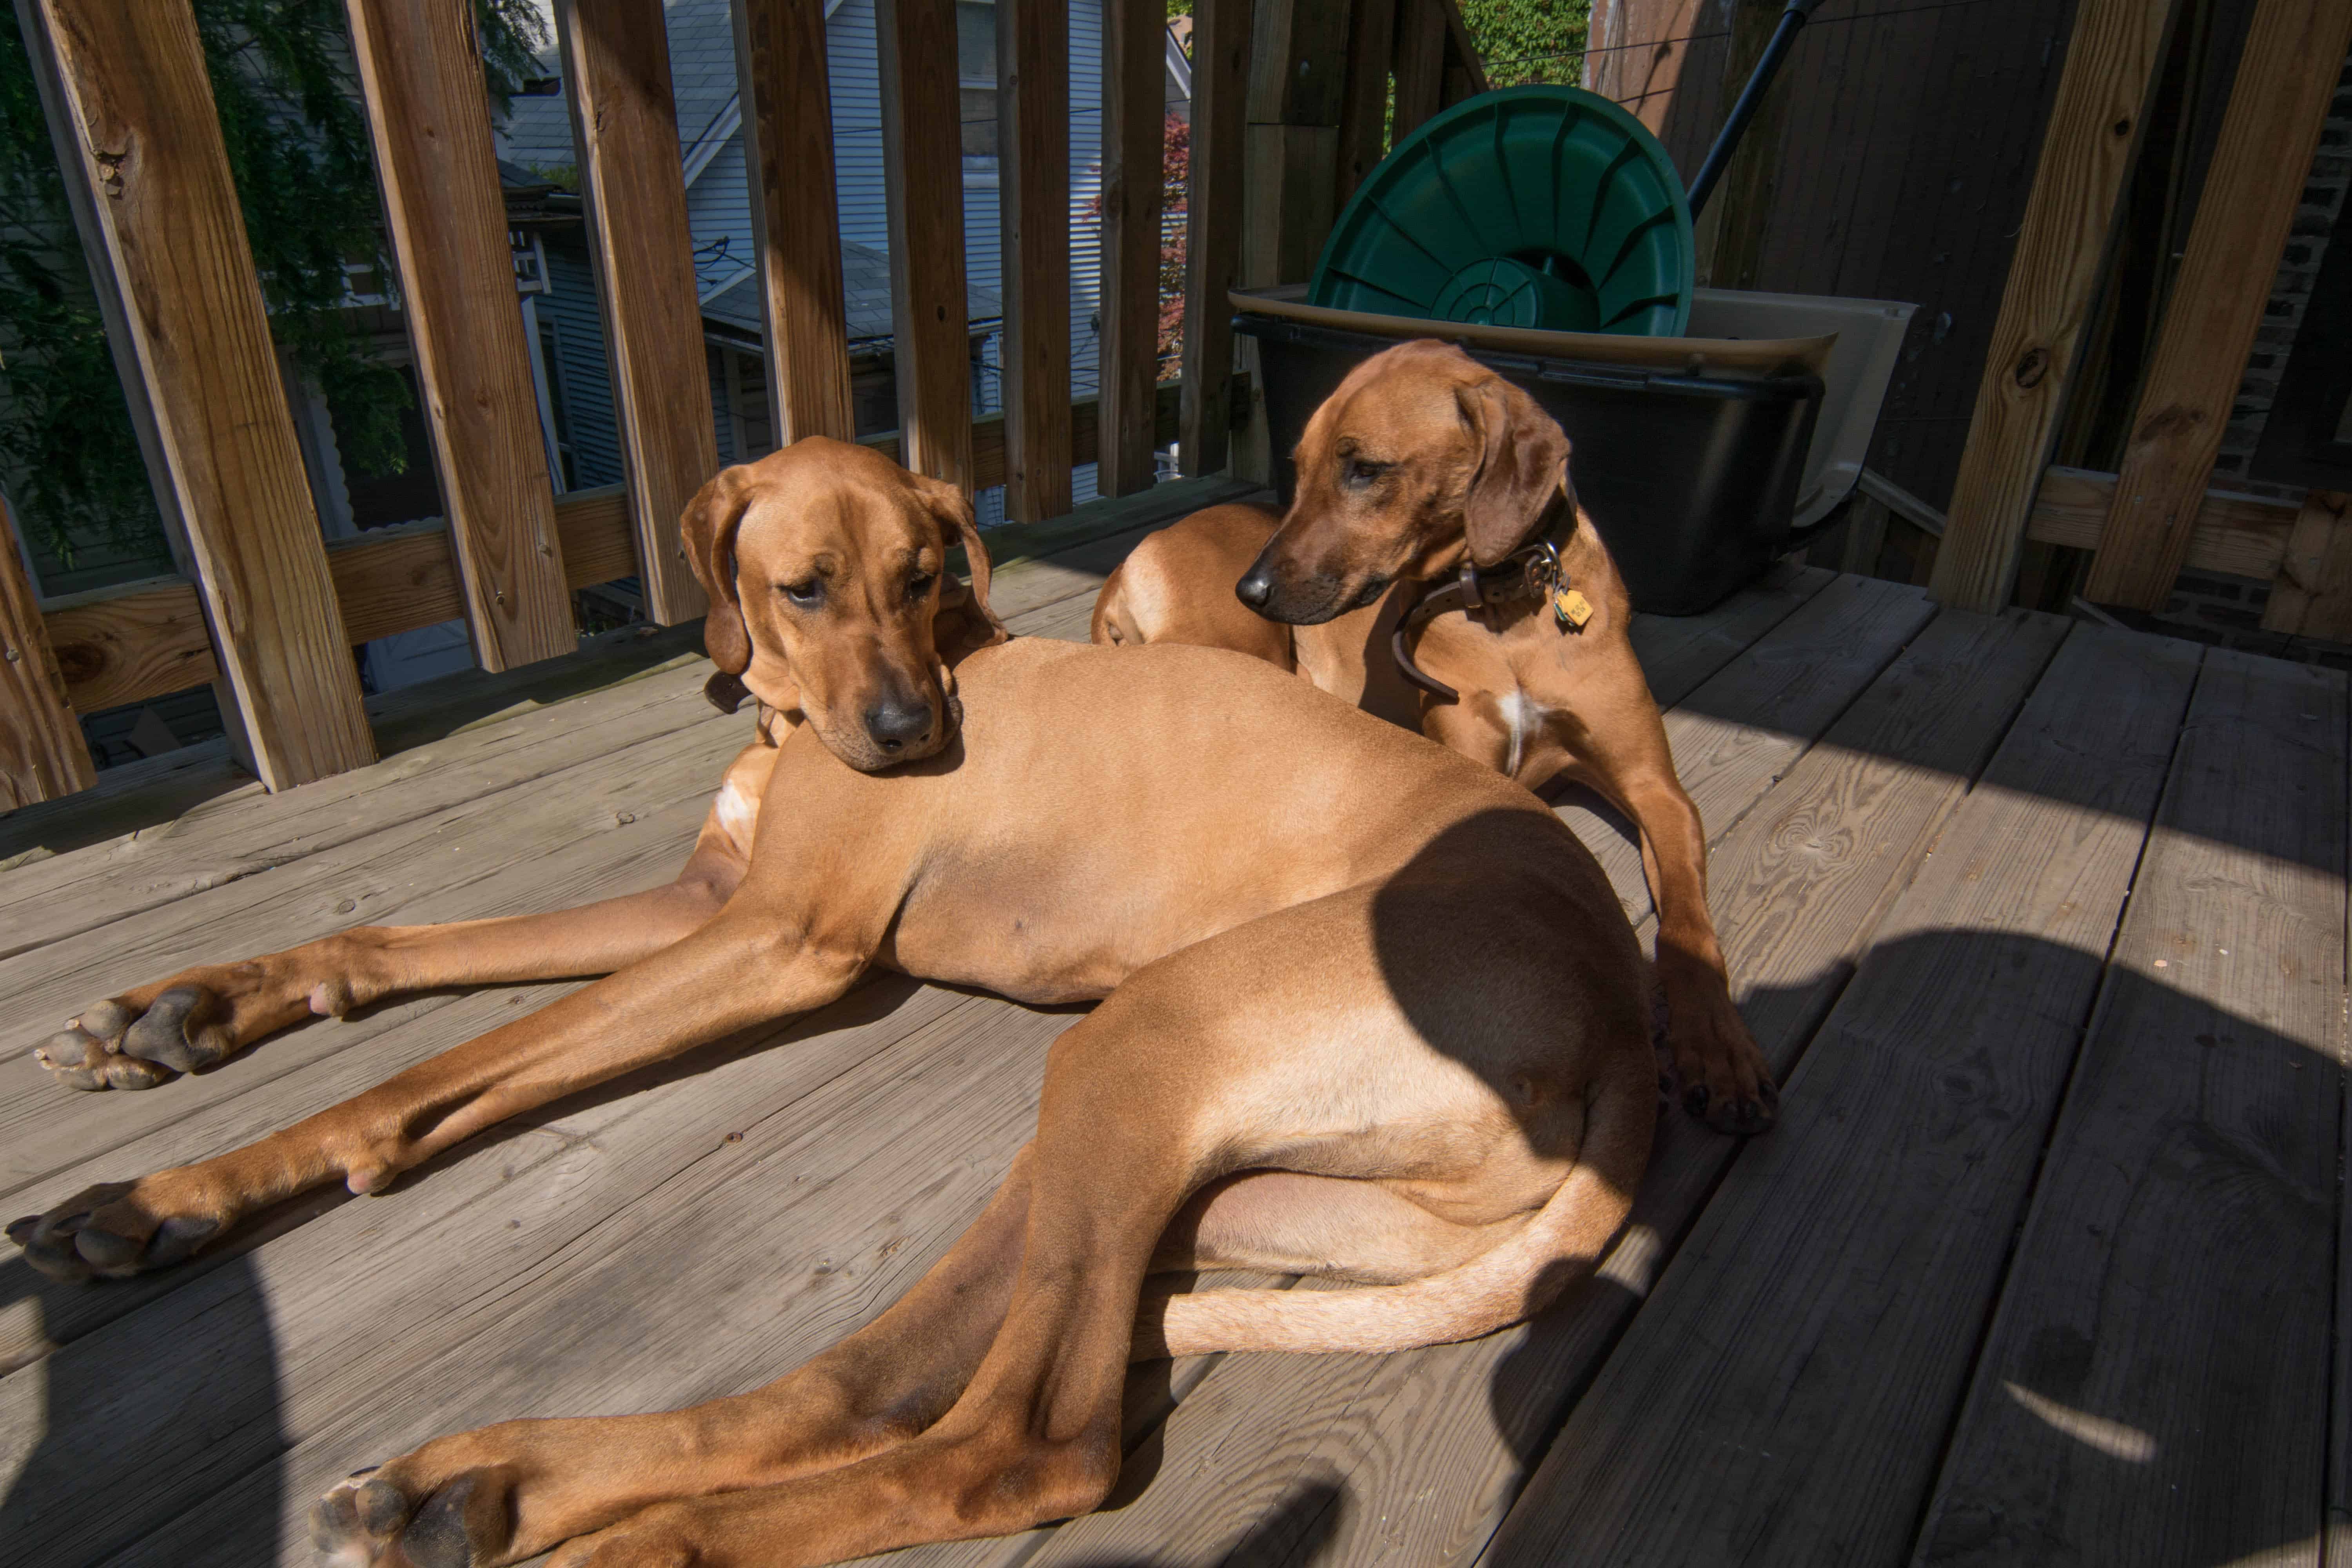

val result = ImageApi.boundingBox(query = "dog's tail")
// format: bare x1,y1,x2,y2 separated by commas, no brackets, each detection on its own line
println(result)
1131,1053,1652,1360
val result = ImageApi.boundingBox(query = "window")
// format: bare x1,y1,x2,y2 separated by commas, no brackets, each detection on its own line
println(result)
957,0,997,160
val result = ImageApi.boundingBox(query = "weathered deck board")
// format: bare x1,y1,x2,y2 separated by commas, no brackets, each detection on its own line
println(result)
0,662,721,962
3,980,1013,1568
1485,626,2199,1567
0,787,722,1367
1911,652,2348,1568
0,719,754,1199
1560,573,1936,921
127,998,1056,1568
2,532,2342,1568
1027,605,2065,1568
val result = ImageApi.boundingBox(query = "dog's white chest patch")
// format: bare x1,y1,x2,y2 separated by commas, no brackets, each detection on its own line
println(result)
1498,689,1550,779
714,779,760,854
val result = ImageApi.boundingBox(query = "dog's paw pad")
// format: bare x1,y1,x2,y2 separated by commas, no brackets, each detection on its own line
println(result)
312,1469,507,1568
120,986,230,1074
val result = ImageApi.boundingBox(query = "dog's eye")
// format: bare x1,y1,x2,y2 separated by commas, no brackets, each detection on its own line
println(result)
1343,457,1389,488
780,578,822,608
906,572,936,602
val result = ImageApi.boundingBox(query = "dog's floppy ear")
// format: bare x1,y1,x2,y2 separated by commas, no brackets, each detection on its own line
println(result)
679,466,755,701
914,473,1010,649
1457,375,1572,567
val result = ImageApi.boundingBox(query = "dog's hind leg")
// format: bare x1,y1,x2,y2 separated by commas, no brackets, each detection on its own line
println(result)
35,744,773,1093
309,1151,1043,1567
313,1003,1212,1568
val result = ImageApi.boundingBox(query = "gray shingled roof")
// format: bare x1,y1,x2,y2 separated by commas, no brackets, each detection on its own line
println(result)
498,0,739,171
701,246,1004,347
500,0,1004,346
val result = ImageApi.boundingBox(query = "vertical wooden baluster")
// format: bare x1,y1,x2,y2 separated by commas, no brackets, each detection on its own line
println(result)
736,0,857,445
345,0,576,670
999,0,1074,520
879,0,976,491
555,0,714,622
19,0,374,789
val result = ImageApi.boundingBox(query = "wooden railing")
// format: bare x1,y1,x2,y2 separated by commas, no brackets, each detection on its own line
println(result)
0,0,1483,809
1927,0,2352,628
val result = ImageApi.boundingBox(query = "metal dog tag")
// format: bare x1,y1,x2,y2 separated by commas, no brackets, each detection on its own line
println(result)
1554,588,1594,632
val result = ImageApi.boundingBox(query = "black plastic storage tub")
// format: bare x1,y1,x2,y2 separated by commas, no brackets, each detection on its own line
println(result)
1235,315,1824,616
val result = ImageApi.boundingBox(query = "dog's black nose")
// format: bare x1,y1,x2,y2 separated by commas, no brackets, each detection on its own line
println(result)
863,699,933,752
1235,569,1274,610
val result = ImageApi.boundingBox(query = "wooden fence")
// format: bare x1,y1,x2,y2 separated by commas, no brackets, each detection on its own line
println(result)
0,0,1485,810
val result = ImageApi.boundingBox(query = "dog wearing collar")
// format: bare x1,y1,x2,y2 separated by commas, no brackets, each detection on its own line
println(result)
1093,339,1775,1133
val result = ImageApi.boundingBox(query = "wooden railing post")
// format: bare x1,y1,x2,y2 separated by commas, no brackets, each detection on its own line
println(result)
20,0,374,790
1099,0,1168,498
998,0,1074,521
879,0,976,492
345,0,577,670
555,0,713,622
1389,0,1445,141
1180,0,1253,477
1926,0,2181,614
1333,0,1398,208
735,0,857,445
2261,490,2352,640
2081,0,2352,609
0,493,96,806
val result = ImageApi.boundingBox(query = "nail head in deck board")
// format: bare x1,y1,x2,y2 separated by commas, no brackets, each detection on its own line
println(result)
1926,0,2181,615
998,0,1075,523
880,0,976,492
1181,0,1254,476
2259,490,2352,642
343,0,577,670
1032,592,2012,1568
1098,0,1168,499
735,0,857,445
1485,627,2198,1568
2082,0,2352,611
0,494,96,806
1912,652,2347,1568
19,0,374,790
554,0,715,624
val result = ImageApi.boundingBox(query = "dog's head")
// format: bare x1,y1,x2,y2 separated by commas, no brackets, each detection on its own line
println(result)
682,437,1008,771
1238,340,1573,624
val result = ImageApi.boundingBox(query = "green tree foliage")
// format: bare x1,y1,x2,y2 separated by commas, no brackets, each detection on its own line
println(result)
0,0,545,572
1457,0,1592,87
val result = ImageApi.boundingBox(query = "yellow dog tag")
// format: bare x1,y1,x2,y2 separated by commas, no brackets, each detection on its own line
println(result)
1553,587,1594,631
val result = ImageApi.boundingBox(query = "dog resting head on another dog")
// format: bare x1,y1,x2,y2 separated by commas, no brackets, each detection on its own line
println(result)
1237,339,1574,625
681,436,1009,771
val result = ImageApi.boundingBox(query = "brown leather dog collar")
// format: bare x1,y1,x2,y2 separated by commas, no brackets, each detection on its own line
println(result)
1390,495,1581,704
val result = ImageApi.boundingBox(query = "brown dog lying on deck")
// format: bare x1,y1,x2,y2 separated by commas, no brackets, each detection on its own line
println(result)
11,438,1651,1567
1093,339,1775,1133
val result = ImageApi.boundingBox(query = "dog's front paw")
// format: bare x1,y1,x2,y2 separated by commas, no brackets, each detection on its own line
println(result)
1659,992,1777,1137
312,1466,523,1568
6,1173,227,1280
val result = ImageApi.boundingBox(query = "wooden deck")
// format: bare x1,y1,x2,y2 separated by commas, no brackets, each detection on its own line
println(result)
1,491,2345,1568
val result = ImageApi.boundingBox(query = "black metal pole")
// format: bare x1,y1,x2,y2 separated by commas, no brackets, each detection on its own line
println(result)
1686,0,1826,217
